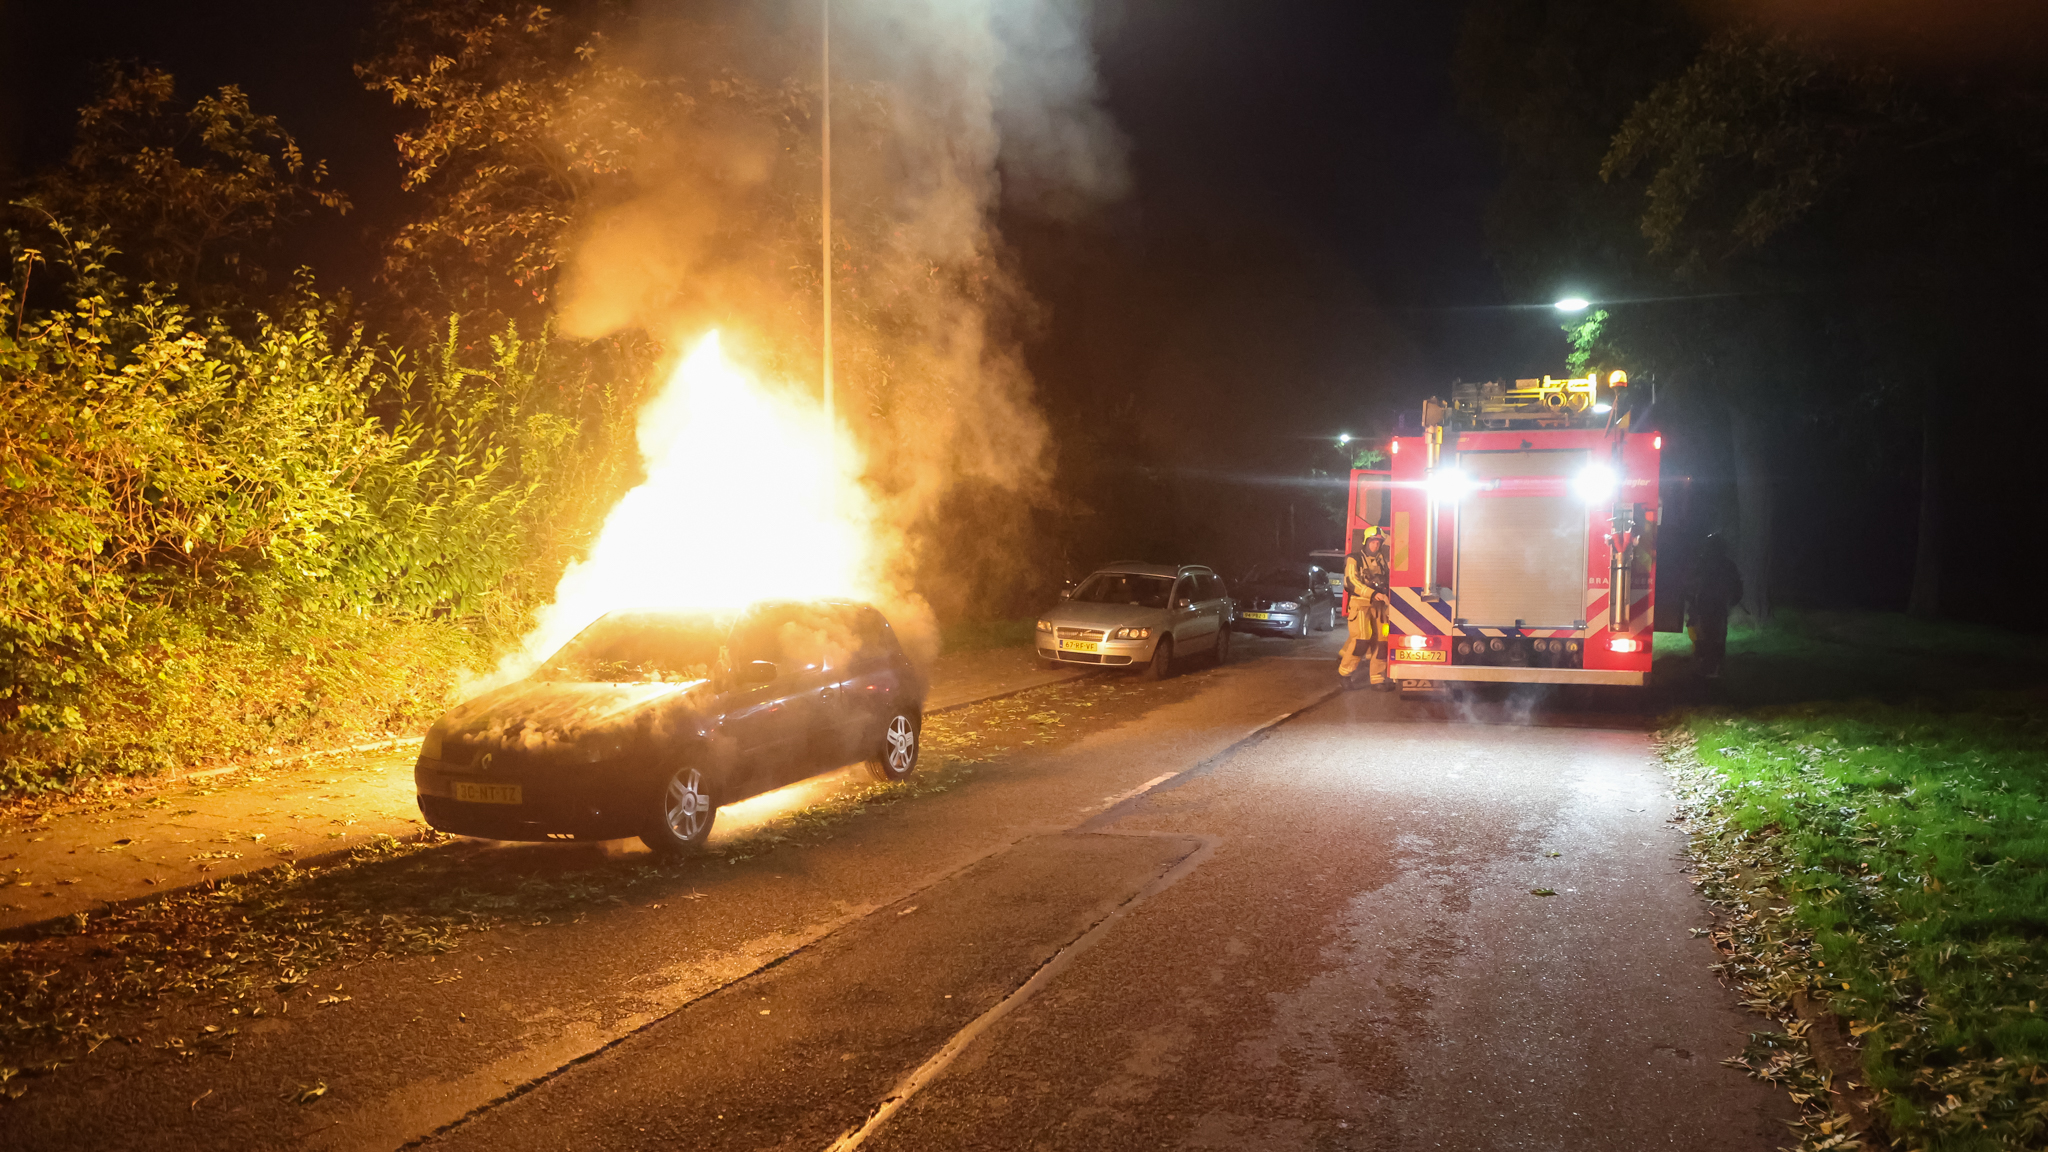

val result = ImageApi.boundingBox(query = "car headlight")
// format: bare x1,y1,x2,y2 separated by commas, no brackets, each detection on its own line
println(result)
1274,601,1299,611
420,724,444,761
1037,619,1053,633
1111,627,1151,640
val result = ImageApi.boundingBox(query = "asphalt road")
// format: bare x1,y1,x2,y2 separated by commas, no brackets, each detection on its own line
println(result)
8,632,1792,1150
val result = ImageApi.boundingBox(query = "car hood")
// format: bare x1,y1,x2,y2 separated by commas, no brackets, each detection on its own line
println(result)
431,678,710,767
1240,582,1313,602
1042,600,1173,629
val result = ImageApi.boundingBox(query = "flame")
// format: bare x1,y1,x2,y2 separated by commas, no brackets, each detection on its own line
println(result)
504,331,882,679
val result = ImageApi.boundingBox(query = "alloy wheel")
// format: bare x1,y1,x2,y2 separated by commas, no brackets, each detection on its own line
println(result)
884,714,917,774
664,767,710,842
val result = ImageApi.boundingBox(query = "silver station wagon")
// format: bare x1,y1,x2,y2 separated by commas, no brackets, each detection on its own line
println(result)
1035,563,1232,679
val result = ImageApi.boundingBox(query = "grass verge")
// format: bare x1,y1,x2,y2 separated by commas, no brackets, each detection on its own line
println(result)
938,617,1038,653
1664,612,2048,1151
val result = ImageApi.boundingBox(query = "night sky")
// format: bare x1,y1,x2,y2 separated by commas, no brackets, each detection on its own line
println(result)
0,0,1567,394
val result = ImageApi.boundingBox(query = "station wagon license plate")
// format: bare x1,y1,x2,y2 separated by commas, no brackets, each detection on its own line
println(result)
455,782,523,805
1392,649,1446,663
1241,611,1274,620
1059,639,1100,653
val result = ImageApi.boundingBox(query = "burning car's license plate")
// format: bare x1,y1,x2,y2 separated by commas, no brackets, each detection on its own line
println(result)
1059,639,1100,653
1241,611,1274,620
455,782,523,805
1393,649,1446,662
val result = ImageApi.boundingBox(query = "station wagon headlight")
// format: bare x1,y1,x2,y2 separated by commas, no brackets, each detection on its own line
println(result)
1274,601,1299,611
1111,627,1151,640
1036,619,1053,633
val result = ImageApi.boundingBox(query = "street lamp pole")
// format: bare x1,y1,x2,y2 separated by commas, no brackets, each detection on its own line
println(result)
821,0,834,433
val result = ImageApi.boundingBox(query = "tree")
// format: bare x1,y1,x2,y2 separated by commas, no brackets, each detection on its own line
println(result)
19,66,349,314
1601,27,2048,618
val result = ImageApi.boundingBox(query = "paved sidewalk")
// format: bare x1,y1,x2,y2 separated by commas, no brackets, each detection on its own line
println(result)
0,646,1080,936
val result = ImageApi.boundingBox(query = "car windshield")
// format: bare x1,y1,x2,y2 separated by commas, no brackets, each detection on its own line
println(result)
538,612,726,683
1243,565,1310,586
1071,572,1174,608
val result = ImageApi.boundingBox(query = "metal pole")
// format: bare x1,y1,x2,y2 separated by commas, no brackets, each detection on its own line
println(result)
821,0,833,433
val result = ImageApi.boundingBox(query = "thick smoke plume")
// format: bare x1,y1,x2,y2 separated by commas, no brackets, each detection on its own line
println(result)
494,0,1124,679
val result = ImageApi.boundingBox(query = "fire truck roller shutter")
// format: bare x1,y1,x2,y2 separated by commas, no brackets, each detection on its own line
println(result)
1454,450,1589,629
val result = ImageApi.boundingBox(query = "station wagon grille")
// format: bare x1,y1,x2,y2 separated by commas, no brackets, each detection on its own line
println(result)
1056,627,1106,641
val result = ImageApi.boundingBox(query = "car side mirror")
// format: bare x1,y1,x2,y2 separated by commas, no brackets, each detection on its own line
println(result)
737,660,777,685
1176,597,1192,610
1059,589,1072,599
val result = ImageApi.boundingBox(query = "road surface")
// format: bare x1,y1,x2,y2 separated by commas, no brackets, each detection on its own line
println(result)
5,632,1791,1150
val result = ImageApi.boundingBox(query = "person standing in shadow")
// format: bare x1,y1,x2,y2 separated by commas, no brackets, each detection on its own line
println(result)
1685,533,1744,679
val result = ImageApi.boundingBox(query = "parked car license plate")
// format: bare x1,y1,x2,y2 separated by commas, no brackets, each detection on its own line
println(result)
1393,649,1445,662
1241,611,1274,620
455,782,523,804
1058,639,1100,653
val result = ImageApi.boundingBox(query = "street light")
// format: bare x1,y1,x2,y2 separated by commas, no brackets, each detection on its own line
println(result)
1554,297,1590,312
1337,433,1352,445
821,0,834,432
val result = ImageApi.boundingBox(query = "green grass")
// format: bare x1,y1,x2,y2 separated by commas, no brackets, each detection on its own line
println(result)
938,617,1038,653
1667,612,2048,1148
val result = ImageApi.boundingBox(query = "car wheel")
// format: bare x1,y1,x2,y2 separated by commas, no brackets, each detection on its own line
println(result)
1145,635,1175,680
641,764,716,857
864,710,922,783
1212,626,1232,665
1294,613,1310,639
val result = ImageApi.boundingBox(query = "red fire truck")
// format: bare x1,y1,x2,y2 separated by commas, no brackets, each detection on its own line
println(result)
1346,371,1663,692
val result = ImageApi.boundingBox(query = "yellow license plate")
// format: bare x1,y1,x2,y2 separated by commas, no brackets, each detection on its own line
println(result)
1241,612,1273,620
455,781,523,805
1393,648,1446,662
1058,639,1100,653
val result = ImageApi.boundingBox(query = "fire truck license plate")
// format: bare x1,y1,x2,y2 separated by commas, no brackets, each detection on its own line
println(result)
1393,649,1445,663
455,782,523,805
1059,639,1100,654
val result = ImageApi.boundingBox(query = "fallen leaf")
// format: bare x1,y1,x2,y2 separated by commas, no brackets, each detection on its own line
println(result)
290,1082,327,1105
1531,888,1557,897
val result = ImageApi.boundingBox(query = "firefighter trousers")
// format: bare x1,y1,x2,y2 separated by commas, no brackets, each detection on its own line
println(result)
1339,601,1387,684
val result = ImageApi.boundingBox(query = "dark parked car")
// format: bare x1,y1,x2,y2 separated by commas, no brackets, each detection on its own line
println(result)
413,600,926,856
1232,562,1338,637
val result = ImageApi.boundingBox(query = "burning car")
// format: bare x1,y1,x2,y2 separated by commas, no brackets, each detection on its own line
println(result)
413,600,926,855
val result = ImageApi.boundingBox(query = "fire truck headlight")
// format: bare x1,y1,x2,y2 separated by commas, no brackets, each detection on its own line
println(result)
1405,634,1428,650
1607,636,1642,654
1426,467,1473,501
1574,464,1618,503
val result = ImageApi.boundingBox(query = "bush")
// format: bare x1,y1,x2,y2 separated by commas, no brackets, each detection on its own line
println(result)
0,226,639,795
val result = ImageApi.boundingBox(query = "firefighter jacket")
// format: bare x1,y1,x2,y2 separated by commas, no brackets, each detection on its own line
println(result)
1345,549,1388,619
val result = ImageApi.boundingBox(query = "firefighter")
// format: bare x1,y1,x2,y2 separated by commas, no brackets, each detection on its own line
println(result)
1685,533,1744,679
1340,528,1392,689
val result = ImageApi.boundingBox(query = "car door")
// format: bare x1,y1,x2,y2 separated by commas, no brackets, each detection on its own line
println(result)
1199,573,1231,644
1174,574,1217,651
720,605,831,799
817,606,905,764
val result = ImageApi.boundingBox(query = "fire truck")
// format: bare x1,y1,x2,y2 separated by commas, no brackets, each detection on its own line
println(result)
1345,371,1663,692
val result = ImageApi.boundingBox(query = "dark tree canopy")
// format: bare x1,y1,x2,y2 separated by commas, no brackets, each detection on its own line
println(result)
18,65,349,311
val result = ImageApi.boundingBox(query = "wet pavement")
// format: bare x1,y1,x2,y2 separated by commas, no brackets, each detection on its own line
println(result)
3,631,1792,1150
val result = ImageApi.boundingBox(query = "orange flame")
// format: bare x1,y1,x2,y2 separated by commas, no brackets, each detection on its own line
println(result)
501,331,883,680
